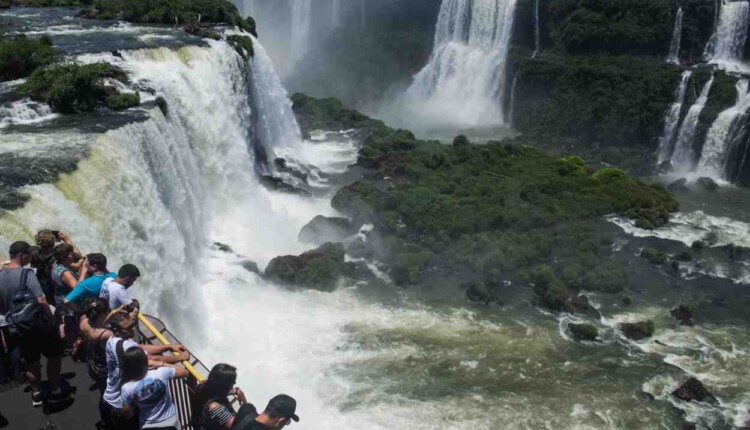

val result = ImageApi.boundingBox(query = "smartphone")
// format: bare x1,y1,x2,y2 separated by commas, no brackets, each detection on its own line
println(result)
51,230,61,241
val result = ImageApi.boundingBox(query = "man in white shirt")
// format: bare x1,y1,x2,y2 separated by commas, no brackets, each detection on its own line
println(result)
100,264,140,311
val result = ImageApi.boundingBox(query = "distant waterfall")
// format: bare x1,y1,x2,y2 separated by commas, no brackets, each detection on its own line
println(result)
671,75,715,170
507,71,519,125
658,71,693,164
290,0,313,67
404,0,518,129
667,7,683,64
246,36,304,170
696,80,750,178
332,0,342,27
532,0,540,58
360,0,366,29
704,0,750,67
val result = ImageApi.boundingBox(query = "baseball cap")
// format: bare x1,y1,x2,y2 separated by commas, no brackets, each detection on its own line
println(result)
9,241,32,256
267,394,299,422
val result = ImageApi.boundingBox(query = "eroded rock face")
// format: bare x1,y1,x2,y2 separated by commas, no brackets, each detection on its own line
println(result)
672,377,718,405
696,177,719,192
299,215,358,245
619,320,655,340
671,304,694,326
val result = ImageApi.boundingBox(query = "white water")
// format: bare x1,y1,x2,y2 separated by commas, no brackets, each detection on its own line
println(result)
290,0,313,69
397,0,518,131
704,0,750,70
658,71,693,164
696,80,750,178
670,75,715,171
0,98,57,129
667,7,684,64
332,0,342,28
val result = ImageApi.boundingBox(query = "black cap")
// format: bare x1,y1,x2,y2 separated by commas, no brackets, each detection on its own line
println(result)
267,394,299,422
9,241,32,257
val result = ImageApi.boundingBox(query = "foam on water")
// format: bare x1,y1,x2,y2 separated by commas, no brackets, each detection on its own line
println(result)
0,98,57,129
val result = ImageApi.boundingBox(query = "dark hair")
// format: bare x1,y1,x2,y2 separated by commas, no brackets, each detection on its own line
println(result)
87,253,108,272
85,298,110,321
9,241,32,258
191,364,237,424
121,347,148,383
54,243,75,263
108,312,135,337
118,264,141,278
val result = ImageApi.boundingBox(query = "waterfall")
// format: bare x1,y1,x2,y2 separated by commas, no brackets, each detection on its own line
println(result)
290,0,313,68
704,0,750,68
360,0,366,29
657,71,693,164
696,80,750,178
403,0,519,129
332,0,341,28
670,75,715,170
507,71,519,126
0,98,57,129
667,7,683,64
246,36,304,171
532,0,540,58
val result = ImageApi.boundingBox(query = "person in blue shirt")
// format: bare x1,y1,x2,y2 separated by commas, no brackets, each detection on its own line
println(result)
64,253,116,311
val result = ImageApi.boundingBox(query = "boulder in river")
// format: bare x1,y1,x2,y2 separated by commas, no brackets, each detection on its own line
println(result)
667,178,689,193
619,320,655,340
568,323,598,341
265,242,348,292
299,215,358,245
670,304,694,326
672,377,718,404
238,259,259,274
696,177,719,192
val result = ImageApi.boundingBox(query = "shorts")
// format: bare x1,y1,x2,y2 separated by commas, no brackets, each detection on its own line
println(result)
18,327,64,363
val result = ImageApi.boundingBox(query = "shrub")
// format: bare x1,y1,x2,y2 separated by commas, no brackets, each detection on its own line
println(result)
592,167,625,183
640,247,667,265
227,35,253,60
105,92,140,110
0,35,56,81
91,0,249,30
20,63,127,113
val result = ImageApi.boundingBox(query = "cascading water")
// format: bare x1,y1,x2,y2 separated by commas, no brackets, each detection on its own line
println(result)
670,75,715,170
667,6,684,64
290,0,313,69
657,71,693,164
332,0,342,28
0,98,57,129
704,0,750,69
400,0,518,130
696,79,750,178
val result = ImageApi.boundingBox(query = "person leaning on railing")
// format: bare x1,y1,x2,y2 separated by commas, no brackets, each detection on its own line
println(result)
191,363,256,430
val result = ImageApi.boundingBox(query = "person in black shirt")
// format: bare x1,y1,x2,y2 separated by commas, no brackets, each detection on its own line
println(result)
239,395,299,430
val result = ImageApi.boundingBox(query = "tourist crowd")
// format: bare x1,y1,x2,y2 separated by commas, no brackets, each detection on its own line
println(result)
0,230,299,430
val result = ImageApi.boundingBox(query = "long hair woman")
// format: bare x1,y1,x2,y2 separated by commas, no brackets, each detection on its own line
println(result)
192,363,255,429
79,298,112,426
120,348,189,429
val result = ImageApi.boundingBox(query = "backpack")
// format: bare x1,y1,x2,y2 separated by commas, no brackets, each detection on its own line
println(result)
6,269,50,332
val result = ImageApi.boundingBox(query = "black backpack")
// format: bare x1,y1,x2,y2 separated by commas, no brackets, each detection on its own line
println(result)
7,269,50,332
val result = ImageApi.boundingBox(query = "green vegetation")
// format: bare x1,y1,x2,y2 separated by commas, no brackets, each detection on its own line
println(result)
640,247,667,265
291,93,372,133
568,323,598,341
88,0,253,32
265,242,362,292
619,320,655,340
9,0,92,6
105,92,140,110
294,95,678,311
226,34,253,60
0,35,56,81
20,63,138,113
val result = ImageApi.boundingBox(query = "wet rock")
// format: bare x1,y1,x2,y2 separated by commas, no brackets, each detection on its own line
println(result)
155,96,168,116
568,323,598,341
259,175,311,196
238,259,259,274
622,296,632,306
345,238,372,259
672,377,718,404
265,242,348,292
619,320,655,340
212,242,233,253
465,281,491,304
299,215,358,245
667,178,689,193
670,304,693,326
657,161,673,174
640,247,667,264
696,177,719,192
638,390,655,401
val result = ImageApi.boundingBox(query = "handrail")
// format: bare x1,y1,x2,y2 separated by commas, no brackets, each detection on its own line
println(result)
137,313,206,383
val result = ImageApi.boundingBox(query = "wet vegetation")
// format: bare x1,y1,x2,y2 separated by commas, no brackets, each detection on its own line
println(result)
294,94,678,312
226,34,253,60
0,35,55,81
20,62,138,113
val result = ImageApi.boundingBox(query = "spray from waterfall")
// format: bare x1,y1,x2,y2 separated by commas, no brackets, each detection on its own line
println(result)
290,0,313,68
696,80,750,178
704,0,750,69
670,75,715,170
332,0,342,28
657,71,693,164
398,0,519,131
667,7,683,64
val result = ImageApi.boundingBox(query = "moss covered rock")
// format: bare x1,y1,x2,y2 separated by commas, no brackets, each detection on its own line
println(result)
620,320,655,340
568,323,598,341
265,242,348,292
227,34,253,60
298,216,358,245
640,247,667,265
